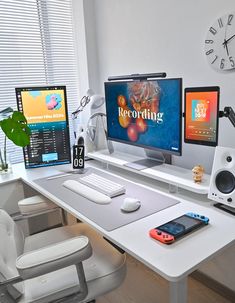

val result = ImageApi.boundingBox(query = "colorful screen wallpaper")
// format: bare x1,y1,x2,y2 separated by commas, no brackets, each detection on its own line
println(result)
105,79,182,154
185,91,219,144
21,89,66,124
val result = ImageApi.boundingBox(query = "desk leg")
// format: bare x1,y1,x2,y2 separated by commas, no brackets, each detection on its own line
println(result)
169,277,187,303
61,208,68,225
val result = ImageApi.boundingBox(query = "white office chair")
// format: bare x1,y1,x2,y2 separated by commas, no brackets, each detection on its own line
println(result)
17,195,58,215
14,195,66,224
0,209,126,303
11,195,70,231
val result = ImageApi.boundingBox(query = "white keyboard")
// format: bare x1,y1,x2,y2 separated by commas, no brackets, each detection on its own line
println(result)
79,173,126,198
63,179,111,204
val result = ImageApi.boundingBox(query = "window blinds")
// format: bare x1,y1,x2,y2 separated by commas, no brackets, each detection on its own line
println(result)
0,0,80,163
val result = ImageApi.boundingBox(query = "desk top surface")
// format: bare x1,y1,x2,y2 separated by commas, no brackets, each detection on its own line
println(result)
6,161,235,282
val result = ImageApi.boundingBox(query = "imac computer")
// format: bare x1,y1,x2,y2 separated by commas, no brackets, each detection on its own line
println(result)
104,78,182,170
16,86,71,168
184,86,220,146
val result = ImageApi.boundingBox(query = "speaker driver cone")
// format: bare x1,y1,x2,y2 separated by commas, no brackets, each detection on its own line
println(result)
215,171,235,194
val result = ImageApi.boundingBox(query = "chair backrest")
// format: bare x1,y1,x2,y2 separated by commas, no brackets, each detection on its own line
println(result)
0,209,25,298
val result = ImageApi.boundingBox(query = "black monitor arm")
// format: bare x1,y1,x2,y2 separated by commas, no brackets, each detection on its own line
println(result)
219,107,235,127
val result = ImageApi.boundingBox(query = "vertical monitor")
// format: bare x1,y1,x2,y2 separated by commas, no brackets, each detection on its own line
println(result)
105,78,182,156
16,86,71,168
184,86,220,146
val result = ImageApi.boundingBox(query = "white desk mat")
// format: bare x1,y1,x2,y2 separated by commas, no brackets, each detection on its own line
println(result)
34,167,180,231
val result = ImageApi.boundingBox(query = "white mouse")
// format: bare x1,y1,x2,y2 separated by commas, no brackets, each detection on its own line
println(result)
121,197,141,212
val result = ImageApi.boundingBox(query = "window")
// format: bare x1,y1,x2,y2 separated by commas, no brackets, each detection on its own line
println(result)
0,0,80,163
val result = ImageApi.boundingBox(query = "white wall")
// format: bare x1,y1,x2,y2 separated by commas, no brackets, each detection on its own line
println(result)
81,0,235,173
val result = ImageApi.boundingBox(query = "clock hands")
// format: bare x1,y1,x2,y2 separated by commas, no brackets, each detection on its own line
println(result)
222,21,230,57
222,34,235,57
223,34,235,45
224,39,230,56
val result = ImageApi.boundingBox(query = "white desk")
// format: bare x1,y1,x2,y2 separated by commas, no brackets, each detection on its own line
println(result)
5,161,235,303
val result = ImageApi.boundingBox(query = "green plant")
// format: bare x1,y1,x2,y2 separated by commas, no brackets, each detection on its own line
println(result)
0,107,30,171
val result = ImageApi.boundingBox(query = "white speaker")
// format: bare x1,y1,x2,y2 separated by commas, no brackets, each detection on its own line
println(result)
208,146,235,208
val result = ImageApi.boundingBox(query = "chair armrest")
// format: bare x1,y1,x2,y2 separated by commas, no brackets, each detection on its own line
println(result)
11,208,59,221
16,236,92,279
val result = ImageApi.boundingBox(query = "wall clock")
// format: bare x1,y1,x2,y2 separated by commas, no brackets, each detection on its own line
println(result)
205,12,235,71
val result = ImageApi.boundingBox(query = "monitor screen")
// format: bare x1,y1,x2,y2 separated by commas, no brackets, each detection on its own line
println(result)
184,86,220,146
16,86,71,168
105,78,182,156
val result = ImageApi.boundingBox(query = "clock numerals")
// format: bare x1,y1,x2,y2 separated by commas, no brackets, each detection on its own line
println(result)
205,39,214,44
206,49,214,55
228,14,234,25
229,56,235,67
220,59,225,69
211,55,218,64
205,47,218,65
218,18,223,28
209,27,217,35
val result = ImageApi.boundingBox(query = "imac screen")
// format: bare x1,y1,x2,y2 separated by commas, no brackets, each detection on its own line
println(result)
184,86,219,146
105,78,182,156
16,86,71,168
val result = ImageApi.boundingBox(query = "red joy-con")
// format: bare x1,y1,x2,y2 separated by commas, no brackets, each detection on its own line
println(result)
149,228,175,244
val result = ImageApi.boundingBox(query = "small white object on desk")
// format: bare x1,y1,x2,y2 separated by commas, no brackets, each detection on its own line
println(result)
121,197,141,212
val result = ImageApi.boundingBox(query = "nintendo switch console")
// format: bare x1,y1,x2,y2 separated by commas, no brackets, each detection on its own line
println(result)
149,212,209,244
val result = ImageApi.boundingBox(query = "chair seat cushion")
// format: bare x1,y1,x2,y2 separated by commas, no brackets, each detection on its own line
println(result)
18,195,58,215
20,223,126,303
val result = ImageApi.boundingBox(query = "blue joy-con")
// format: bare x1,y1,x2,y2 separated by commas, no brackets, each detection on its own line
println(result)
186,212,209,225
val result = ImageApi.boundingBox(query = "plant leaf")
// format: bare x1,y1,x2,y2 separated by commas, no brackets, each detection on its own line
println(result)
0,111,30,147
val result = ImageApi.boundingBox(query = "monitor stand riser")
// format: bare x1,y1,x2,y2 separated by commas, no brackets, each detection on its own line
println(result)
123,149,172,171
